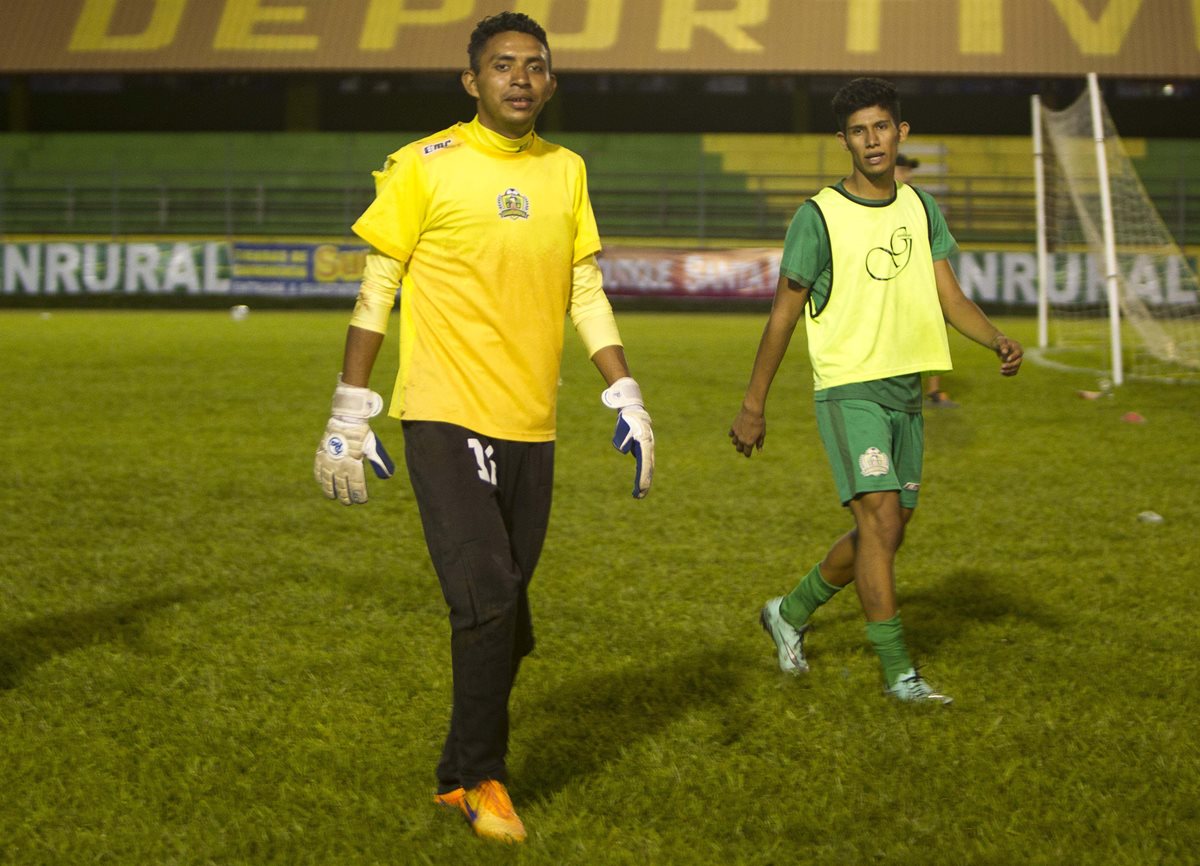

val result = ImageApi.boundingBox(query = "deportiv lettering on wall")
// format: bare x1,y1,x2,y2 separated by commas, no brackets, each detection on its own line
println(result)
0,241,1196,306
0,0,1196,75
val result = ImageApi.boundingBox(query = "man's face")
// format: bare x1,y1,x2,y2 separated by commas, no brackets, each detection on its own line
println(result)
837,105,909,181
462,31,556,139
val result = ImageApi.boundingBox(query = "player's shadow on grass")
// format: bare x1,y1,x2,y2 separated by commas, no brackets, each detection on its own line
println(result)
898,568,1062,654
808,568,1060,658
0,590,196,689
511,644,747,800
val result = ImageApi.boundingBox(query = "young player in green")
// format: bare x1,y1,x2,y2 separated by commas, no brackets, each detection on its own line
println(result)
729,77,1023,703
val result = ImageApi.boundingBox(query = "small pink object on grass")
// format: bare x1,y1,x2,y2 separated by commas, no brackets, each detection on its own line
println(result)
1120,412,1146,424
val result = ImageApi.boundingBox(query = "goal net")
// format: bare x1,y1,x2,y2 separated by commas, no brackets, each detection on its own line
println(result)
1034,76,1200,385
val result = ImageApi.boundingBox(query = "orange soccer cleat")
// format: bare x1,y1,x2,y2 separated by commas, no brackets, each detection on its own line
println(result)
437,780,526,843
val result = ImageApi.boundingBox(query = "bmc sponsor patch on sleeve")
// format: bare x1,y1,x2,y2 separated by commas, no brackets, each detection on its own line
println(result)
422,138,455,156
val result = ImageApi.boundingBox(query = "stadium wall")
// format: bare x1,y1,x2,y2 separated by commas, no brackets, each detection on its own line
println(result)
3,0,1197,76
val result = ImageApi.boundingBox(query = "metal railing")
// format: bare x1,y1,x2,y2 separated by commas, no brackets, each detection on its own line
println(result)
1,168,1196,247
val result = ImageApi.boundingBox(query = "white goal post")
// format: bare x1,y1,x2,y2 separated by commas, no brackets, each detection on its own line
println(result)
1032,73,1200,385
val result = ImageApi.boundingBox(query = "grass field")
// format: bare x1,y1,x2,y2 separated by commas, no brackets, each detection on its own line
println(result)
1,309,1197,865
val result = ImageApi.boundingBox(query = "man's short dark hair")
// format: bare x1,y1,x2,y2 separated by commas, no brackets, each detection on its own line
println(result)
467,12,551,73
832,77,901,132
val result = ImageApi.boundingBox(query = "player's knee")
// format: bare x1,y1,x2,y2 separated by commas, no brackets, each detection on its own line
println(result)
852,494,904,550
434,540,523,632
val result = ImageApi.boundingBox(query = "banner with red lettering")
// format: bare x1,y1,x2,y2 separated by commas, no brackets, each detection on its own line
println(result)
598,246,779,299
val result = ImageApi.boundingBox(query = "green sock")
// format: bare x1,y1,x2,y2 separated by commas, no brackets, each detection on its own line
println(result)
866,614,914,687
779,563,842,628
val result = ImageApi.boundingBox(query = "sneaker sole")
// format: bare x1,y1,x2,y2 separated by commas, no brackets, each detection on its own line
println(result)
889,694,954,705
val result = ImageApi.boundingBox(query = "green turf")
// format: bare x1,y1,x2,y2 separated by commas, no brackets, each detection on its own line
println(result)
1,310,1197,865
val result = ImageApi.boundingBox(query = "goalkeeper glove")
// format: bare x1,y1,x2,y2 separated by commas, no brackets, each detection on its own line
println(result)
601,376,654,499
314,376,395,505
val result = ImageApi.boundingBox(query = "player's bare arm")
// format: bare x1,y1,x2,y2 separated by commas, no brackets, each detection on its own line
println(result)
341,325,386,387
590,344,631,386
933,259,1023,376
730,276,810,457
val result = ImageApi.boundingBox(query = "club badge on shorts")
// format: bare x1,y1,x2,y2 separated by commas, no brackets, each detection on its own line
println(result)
858,447,890,477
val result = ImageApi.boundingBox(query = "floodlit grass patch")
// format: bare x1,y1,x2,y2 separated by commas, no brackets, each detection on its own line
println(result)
0,309,1196,864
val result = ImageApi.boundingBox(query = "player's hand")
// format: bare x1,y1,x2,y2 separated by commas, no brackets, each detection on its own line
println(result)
992,335,1024,376
601,377,654,499
314,377,395,505
729,405,765,457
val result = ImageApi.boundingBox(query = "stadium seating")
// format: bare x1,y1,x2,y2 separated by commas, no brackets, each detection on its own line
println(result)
0,132,1196,245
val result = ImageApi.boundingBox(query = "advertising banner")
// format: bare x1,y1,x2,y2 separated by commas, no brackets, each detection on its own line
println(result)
0,240,230,295
228,241,363,297
0,240,362,297
599,246,781,299
1,240,1197,308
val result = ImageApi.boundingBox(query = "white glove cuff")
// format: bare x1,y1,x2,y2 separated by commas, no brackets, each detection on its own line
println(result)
332,374,384,420
601,376,644,410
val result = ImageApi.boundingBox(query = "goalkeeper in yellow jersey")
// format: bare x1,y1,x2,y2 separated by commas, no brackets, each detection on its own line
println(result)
730,77,1021,704
312,11,654,844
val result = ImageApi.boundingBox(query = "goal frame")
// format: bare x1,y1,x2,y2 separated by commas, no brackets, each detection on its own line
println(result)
1033,72,1124,386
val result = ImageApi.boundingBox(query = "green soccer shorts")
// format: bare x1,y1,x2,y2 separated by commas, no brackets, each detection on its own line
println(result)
813,399,924,508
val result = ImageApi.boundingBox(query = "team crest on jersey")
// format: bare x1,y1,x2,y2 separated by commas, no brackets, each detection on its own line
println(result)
422,138,454,155
865,226,912,281
497,188,531,220
858,447,890,477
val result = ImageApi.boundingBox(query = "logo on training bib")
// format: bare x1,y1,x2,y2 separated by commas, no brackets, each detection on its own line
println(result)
497,188,530,220
422,138,454,155
865,226,912,281
858,447,890,477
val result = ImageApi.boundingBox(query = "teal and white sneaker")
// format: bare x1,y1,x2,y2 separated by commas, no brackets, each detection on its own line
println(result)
760,597,809,675
886,668,952,704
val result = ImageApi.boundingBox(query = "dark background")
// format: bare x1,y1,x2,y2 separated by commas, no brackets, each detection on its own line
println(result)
1,72,1194,137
